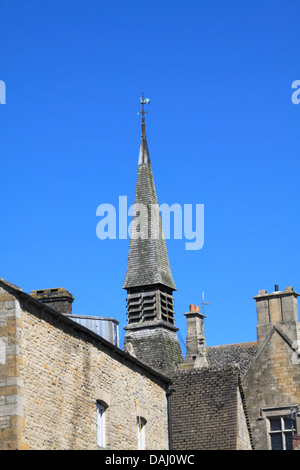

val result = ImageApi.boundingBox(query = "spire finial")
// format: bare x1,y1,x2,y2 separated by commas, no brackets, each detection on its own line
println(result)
138,93,150,136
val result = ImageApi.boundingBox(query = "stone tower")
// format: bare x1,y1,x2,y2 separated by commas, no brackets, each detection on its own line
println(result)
122,97,183,373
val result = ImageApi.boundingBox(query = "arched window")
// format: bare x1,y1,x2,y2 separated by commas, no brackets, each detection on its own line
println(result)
137,416,147,450
96,400,108,448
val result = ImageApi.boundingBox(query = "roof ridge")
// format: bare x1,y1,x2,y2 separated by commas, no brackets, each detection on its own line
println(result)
0,277,24,292
207,341,257,348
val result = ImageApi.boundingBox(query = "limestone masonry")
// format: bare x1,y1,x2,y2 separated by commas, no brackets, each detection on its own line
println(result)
0,280,170,450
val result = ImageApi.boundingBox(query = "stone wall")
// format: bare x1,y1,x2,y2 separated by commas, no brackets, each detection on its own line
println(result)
0,284,170,450
243,327,300,450
0,287,25,450
124,324,183,374
236,384,252,450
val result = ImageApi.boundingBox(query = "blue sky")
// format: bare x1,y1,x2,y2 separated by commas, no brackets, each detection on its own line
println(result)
1,0,299,351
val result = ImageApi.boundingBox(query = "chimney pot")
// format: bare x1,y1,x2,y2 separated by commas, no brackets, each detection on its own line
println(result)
285,286,294,292
259,290,267,295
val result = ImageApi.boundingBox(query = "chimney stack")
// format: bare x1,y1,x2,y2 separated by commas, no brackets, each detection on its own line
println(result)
253,286,300,349
30,288,74,315
184,304,207,368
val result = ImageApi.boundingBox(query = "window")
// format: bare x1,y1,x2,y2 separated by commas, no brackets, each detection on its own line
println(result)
268,416,296,450
96,402,106,448
137,417,146,450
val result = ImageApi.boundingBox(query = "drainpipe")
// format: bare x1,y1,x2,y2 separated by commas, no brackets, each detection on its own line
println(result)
166,386,174,450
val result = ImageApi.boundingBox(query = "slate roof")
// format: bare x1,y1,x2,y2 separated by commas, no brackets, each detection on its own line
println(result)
207,341,257,379
123,124,176,291
170,365,254,450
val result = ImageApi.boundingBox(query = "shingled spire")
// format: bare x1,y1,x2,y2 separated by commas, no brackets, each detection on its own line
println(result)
122,96,183,373
123,98,176,293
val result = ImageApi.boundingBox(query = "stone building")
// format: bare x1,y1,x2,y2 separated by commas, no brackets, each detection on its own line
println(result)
172,288,300,450
242,286,300,450
1,99,299,450
0,278,171,450
121,100,253,450
120,100,300,450
168,305,253,450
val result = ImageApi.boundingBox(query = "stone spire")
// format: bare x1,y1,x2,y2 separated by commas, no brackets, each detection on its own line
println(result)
122,103,176,292
122,97,183,373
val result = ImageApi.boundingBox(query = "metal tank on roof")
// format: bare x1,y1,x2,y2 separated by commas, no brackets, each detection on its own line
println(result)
65,314,119,347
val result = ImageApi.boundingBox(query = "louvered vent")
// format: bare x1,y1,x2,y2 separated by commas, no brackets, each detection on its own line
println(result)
127,287,175,325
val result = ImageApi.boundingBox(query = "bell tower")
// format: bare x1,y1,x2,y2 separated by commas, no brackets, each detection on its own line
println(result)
122,96,183,373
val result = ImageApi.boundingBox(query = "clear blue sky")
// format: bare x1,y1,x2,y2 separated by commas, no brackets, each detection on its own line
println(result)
1,0,299,351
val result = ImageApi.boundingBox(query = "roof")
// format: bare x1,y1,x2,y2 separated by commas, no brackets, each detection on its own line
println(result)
0,277,172,386
207,342,257,379
170,365,254,450
0,277,23,292
123,125,176,291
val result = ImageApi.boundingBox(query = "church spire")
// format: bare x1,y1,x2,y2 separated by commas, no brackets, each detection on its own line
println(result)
123,95,176,292
122,97,183,373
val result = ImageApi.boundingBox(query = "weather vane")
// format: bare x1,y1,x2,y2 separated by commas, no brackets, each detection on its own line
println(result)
137,93,150,120
202,291,210,316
